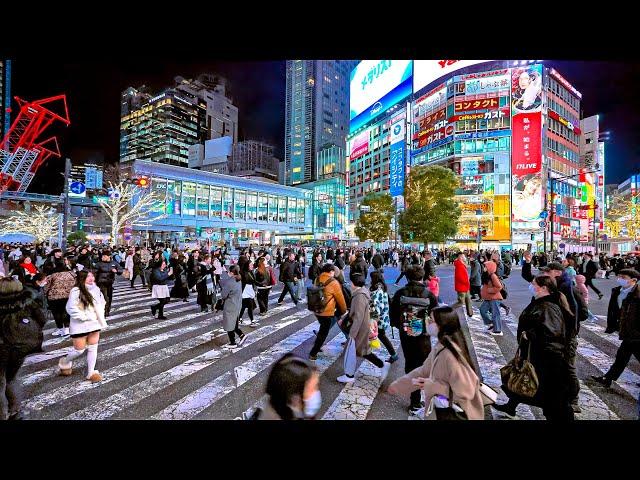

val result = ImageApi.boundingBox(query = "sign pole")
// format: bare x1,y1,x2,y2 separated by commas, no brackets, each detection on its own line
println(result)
61,158,71,249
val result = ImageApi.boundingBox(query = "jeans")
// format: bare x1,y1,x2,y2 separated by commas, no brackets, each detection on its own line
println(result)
605,340,640,381
278,281,299,304
310,315,334,356
480,300,501,332
456,291,473,316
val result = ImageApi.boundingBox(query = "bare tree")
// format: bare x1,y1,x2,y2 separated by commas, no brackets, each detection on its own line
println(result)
0,204,59,242
98,181,167,244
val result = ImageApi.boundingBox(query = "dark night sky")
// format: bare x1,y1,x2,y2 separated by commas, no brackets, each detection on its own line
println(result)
7,59,640,194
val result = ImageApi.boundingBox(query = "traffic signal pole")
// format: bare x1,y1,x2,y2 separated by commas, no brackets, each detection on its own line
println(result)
61,157,71,249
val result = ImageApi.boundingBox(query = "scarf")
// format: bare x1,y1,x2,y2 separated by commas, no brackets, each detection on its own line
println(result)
21,262,38,275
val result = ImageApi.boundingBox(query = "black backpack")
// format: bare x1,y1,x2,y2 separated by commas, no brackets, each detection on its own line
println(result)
307,277,336,314
0,300,44,356
398,296,430,337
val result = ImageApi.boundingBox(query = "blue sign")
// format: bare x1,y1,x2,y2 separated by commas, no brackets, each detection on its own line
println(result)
539,210,548,219
454,129,511,140
539,221,547,228
70,182,86,195
389,141,405,197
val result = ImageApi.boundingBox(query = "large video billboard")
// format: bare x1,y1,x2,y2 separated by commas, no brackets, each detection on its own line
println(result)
349,130,369,160
413,60,494,94
511,64,543,223
350,60,413,133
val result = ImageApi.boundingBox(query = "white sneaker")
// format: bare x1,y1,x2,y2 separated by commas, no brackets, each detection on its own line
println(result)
224,343,239,350
52,328,63,337
337,374,355,383
490,331,504,336
63,327,70,336
380,362,391,380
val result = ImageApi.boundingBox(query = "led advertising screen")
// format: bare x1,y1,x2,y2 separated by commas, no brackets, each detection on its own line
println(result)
511,64,543,114
463,71,510,95
413,60,494,94
511,112,543,222
349,130,369,160
350,60,413,133
389,119,406,197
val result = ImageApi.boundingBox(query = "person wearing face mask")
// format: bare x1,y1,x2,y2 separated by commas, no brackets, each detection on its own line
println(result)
250,354,321,420
492,275,573,420
388,306,484,420
592,269,640,388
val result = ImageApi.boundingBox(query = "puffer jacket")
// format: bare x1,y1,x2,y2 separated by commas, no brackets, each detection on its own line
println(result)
65,285,107,335
454,258,470,292
314,272,347,317
480,261,503,300
516,296,567,361
0,288,46,356
45,270,77,300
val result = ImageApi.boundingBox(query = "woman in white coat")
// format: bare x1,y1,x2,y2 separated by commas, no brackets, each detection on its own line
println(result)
124,248,134,286
59,270,107,383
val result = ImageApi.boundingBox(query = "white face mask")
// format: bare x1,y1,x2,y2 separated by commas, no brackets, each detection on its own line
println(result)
528,283,537,296
617,278,633,288
427,323,439,338
304,390,322,417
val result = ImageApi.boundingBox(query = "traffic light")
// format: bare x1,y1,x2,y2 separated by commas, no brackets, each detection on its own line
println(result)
530,234,535,241
77,219,84,231
132,177,150,187
196,227,202,236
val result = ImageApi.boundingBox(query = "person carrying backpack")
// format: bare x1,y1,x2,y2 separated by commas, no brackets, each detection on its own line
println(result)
389,265,438,415
307,264,347,361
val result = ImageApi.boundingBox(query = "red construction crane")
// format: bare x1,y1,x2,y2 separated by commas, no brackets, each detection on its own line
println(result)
0,94,70,194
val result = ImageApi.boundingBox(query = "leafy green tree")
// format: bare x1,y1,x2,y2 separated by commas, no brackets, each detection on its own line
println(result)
354,192,394,242
67,230,88,245
398,165,461,244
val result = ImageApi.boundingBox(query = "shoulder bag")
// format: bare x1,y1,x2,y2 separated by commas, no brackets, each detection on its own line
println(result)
500,336,539,398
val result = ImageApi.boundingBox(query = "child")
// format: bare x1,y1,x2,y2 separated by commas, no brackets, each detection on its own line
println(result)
427,275,441,304
575,274,597,321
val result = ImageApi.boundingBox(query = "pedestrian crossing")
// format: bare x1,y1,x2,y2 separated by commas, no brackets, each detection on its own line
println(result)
16,279,639,420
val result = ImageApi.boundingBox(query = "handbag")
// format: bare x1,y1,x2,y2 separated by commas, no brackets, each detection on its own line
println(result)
122,269,131,280
500,337,539,398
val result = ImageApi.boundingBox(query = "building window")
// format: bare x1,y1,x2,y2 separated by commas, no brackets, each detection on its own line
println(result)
268,195,278,222
234,189,246,221
182,182,196,216
258,193,268,221
278,197,287,223
210,187,222,219
197,184,209,217
223,187,233,220
247,191,258,221
288,198,297,223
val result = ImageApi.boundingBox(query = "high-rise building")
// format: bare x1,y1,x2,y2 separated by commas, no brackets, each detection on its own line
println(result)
580,115,605,240
347,60,592,250
189,137,232,174
229,140,279,183
0,59,11,140
175,74,239,144
284,60,357,186
120,86,208,166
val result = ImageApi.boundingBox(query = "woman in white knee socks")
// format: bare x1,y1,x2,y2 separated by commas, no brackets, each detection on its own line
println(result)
59,270,107,383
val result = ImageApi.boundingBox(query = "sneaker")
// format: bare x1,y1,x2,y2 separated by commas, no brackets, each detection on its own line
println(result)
386,353,399,364
380,362,391,380
598,293,604,300
224,343,239,350
63,327,70,336
52,328,64,337
277,301,284,305
490,331,504,336
571,403,582,414
237,333,249,347
591,375,612,388
486,324,494,331
337,374,355,384
157,316,168,320
491,403,517,419
309,353,318,361
250,321,260,327
408,402,425,416
86,371,103,383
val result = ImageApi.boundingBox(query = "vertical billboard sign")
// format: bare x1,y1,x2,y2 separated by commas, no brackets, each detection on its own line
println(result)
349,130,370,160
511,64,543,223
389,120,405,197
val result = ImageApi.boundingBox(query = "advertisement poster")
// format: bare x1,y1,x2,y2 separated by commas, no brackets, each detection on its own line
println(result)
511,64,543,114
349,130,369,160
413,60,494,93
389,141,405,197
350,60,413,132
464,72,510,95
511,112,543,222
461,158,479,176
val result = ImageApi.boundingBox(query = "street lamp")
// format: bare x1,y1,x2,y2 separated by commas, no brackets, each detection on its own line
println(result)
475,209,483,252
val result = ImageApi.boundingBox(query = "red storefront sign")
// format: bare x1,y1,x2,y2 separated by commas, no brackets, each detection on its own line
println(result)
414,107,446,140
417,126,447,147
454,97,499,112
449,107,509,122
512,112,542,175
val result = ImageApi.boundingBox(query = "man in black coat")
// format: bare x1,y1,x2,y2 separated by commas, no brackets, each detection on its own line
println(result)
389,266,438,415
308,252,324,284
76,247,93,271
593,269,640,387
422,251,436,281
371,248,384,271
350,252,369,278
277,252,301,306
94,251,123,317
580,252,603,300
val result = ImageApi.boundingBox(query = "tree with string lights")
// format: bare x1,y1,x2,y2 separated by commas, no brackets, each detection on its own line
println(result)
0,204,59,242
97,181,167,245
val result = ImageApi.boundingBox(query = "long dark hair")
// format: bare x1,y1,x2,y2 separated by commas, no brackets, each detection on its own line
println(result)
75,270,95,310
266,353,316,420
369,270,387,292
433,306,477,375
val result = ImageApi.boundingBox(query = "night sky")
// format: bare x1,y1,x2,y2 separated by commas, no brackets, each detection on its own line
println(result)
7,59,640,194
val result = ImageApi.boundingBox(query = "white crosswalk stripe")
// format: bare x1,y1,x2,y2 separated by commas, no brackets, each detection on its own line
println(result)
16,279,635,420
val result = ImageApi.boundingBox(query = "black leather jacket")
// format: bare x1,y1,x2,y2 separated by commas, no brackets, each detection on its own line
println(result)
517,296,567,365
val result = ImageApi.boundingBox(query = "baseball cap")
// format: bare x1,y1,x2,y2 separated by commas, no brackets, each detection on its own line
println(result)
540,261,564,272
